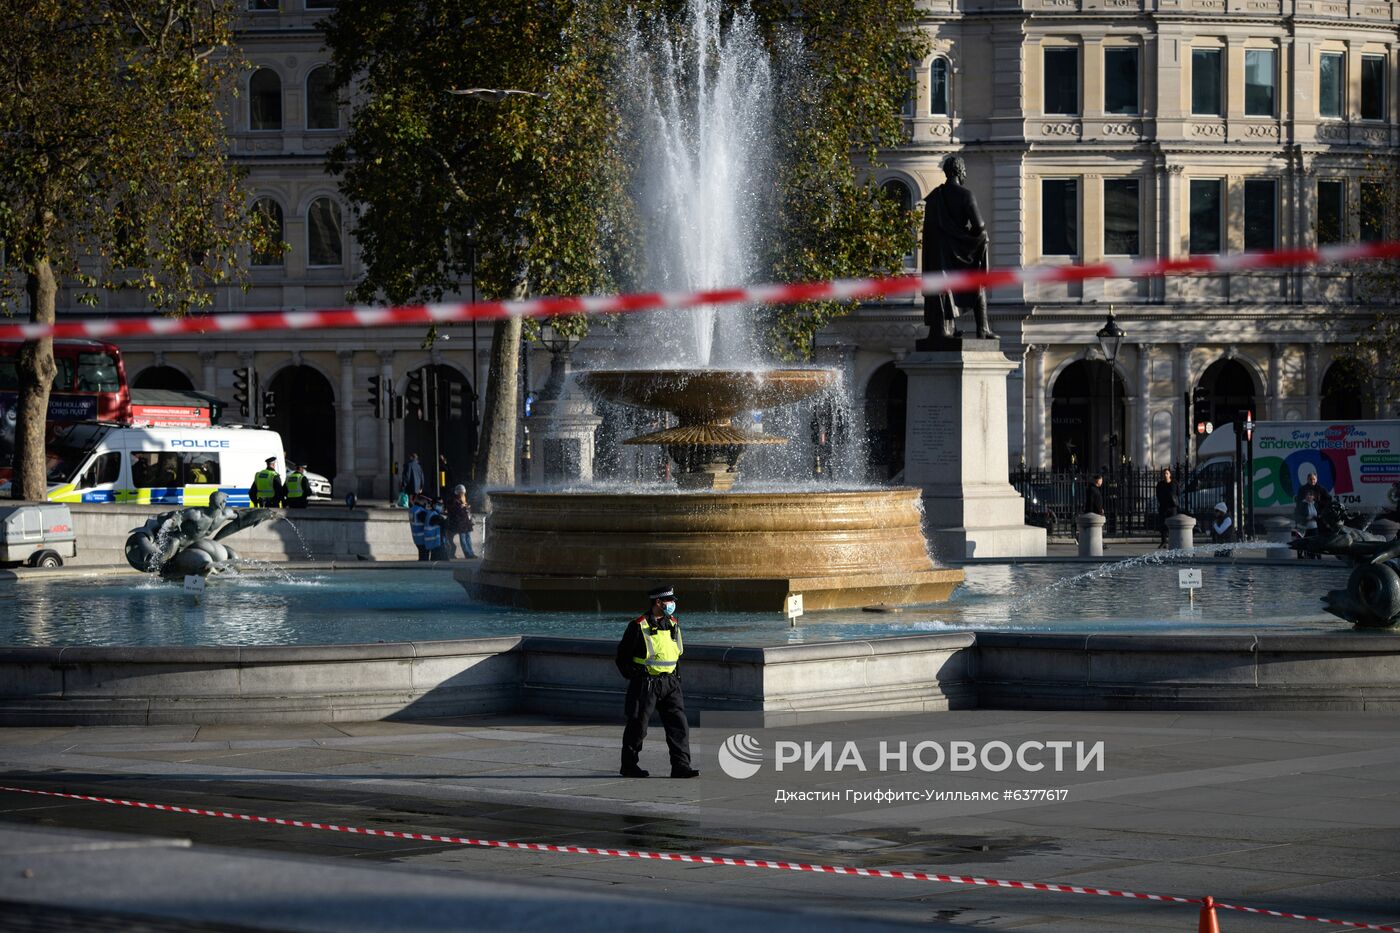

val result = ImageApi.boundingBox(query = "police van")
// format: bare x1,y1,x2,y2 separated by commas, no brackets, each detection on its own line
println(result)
8,423,327,506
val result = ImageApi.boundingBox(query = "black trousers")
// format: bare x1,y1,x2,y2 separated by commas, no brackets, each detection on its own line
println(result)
621,673,691,770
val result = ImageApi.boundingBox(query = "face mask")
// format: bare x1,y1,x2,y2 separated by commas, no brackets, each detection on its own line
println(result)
662,601,677,616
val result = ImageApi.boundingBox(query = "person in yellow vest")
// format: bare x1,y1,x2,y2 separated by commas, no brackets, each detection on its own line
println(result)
284,463,310,509
614,585,699,779
249,456,284,507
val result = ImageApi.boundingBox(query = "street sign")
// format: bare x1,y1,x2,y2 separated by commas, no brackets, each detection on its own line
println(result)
183,574,206,603
1178,568,1202,589
785,593,804,620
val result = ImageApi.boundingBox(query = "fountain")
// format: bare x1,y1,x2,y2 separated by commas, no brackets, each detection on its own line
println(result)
124,491,279,578
457,0,962,611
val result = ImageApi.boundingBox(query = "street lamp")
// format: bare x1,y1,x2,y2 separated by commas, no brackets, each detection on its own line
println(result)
1096,307,1126,468
538,321,581,403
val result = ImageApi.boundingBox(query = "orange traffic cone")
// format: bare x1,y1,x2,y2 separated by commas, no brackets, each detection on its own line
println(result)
1198,895,1221,933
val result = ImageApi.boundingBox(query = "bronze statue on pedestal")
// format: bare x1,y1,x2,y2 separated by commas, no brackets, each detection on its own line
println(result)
920,156,996,345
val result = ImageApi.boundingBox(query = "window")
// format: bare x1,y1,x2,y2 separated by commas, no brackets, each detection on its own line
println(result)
306,66,340,130
881,179,913,212
1104,47,1139,115
249,69,282,131
307,197,343,266
1043,48,1079,115
79,453,122,489
1317,179,1345,245
248,0,277,9
1244,49,1277,117
1243,179,1277,252
1191,49,1223,116
1319,52,1344,118
1361,55,1386,120
1103,178,1140,255
251,197,284,267
1189,179,1222,254
1361,181,1387,242
306,0,337,6
181,453,222,486
1041,179,1078,256
76,352,120,393
929,57,949,116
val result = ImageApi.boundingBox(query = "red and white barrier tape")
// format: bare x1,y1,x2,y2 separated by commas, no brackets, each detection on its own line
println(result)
2,784,1397,931
3,240,1399,343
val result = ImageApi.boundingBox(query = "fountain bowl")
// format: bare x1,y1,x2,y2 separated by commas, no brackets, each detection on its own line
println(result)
580,368,836,423
457,487,963,612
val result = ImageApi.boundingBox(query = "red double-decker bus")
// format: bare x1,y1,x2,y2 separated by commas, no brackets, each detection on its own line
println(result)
0,339,132,474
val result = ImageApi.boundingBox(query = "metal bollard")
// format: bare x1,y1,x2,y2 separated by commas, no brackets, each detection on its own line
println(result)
1264,516,1295,559
1077,512,1105,557
1166,513,1196,551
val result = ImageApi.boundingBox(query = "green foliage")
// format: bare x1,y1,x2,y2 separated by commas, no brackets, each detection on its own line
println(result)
322,0,638,328
1343,158,1400,412
0,1,267,318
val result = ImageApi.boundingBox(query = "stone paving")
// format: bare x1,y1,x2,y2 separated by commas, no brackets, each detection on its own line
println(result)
1,710,1399,931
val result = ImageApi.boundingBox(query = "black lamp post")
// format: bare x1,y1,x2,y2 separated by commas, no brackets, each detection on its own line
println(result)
1096,307,1126,469
538,321,581,403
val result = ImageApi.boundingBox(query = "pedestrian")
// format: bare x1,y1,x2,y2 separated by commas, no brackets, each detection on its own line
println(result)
284,463,310,509
250,456,284,507
1085,473,1105,516
408,495,430,560
1296,471,1330,511
615,585,699,780
1294,489,1323,558
401,452,425,504
1210,501,1235,557
427,497,451,559
1155,467,1179,549
446,484,477,559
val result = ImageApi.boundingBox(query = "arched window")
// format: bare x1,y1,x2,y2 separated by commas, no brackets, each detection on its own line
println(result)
306,65,340,130
249,69,282,131
881,179,913,212
307,197,343,267
251,197,284,267
930,57,950,116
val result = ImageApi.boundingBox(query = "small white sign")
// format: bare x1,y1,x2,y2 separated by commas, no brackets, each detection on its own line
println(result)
1178,568,1202,590
785,593,804,619
183,574,206,597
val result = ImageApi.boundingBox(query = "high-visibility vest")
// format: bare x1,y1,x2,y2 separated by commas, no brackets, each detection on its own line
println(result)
422,513,443,550
254,469,279,500
285,471,306,498
632,616,683,675
409,504,427,548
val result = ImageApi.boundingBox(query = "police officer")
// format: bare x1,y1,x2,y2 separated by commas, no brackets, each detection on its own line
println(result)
284,463,311,509
615,585,699,779
408,495,430,560
250,457,284,507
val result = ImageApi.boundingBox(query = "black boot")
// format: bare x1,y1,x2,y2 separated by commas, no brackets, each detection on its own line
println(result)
620,765,650,778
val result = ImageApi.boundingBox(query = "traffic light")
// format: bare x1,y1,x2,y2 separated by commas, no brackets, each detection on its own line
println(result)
392,394,406,420
262,390,277,419
405,369,425,417
446,381,465,420
367,375,383,418
1191,385,1211,428
233,367,252,417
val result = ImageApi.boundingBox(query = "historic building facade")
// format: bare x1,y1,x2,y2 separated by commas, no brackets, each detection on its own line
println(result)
848,0,1399,477
54,0,1400,496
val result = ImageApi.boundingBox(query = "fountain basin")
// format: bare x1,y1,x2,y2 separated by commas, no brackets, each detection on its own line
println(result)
460,487,963,611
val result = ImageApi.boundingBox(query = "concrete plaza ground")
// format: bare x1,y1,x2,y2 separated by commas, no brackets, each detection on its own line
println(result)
1,709,1399,932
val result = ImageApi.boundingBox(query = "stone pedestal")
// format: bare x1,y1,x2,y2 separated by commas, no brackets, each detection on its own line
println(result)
1167,513,1196,551
1077,513,1105,557
525,397,602,487
898,342,1047,560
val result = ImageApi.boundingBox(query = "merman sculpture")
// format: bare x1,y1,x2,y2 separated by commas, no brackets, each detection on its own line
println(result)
1291,499,1400,628
124,491,278,578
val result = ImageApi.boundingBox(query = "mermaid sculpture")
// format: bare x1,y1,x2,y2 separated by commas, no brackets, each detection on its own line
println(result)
1291,498,1400,628
125,491,279,578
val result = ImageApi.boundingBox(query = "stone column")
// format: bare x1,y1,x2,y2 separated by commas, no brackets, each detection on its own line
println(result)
898,340,1047,559
1175,343,1194,465
1305,343,1320,420
1268,343,1284,419
336,350,358,497
1028,345,1047,469
200,351,218,398
1135,344,1152,467
378,350,395,501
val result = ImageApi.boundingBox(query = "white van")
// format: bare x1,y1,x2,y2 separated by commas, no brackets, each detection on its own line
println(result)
8,423,326,506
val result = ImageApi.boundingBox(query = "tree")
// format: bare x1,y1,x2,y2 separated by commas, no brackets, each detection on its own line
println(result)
1346,164,1400,416
322,0,636,493
0,1,265,500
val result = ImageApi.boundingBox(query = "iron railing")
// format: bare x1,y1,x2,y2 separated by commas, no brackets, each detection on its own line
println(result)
1010,465,1234,538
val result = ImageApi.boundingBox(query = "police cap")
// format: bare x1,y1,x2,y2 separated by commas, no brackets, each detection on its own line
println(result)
265,457,277,465
647,585,675,601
